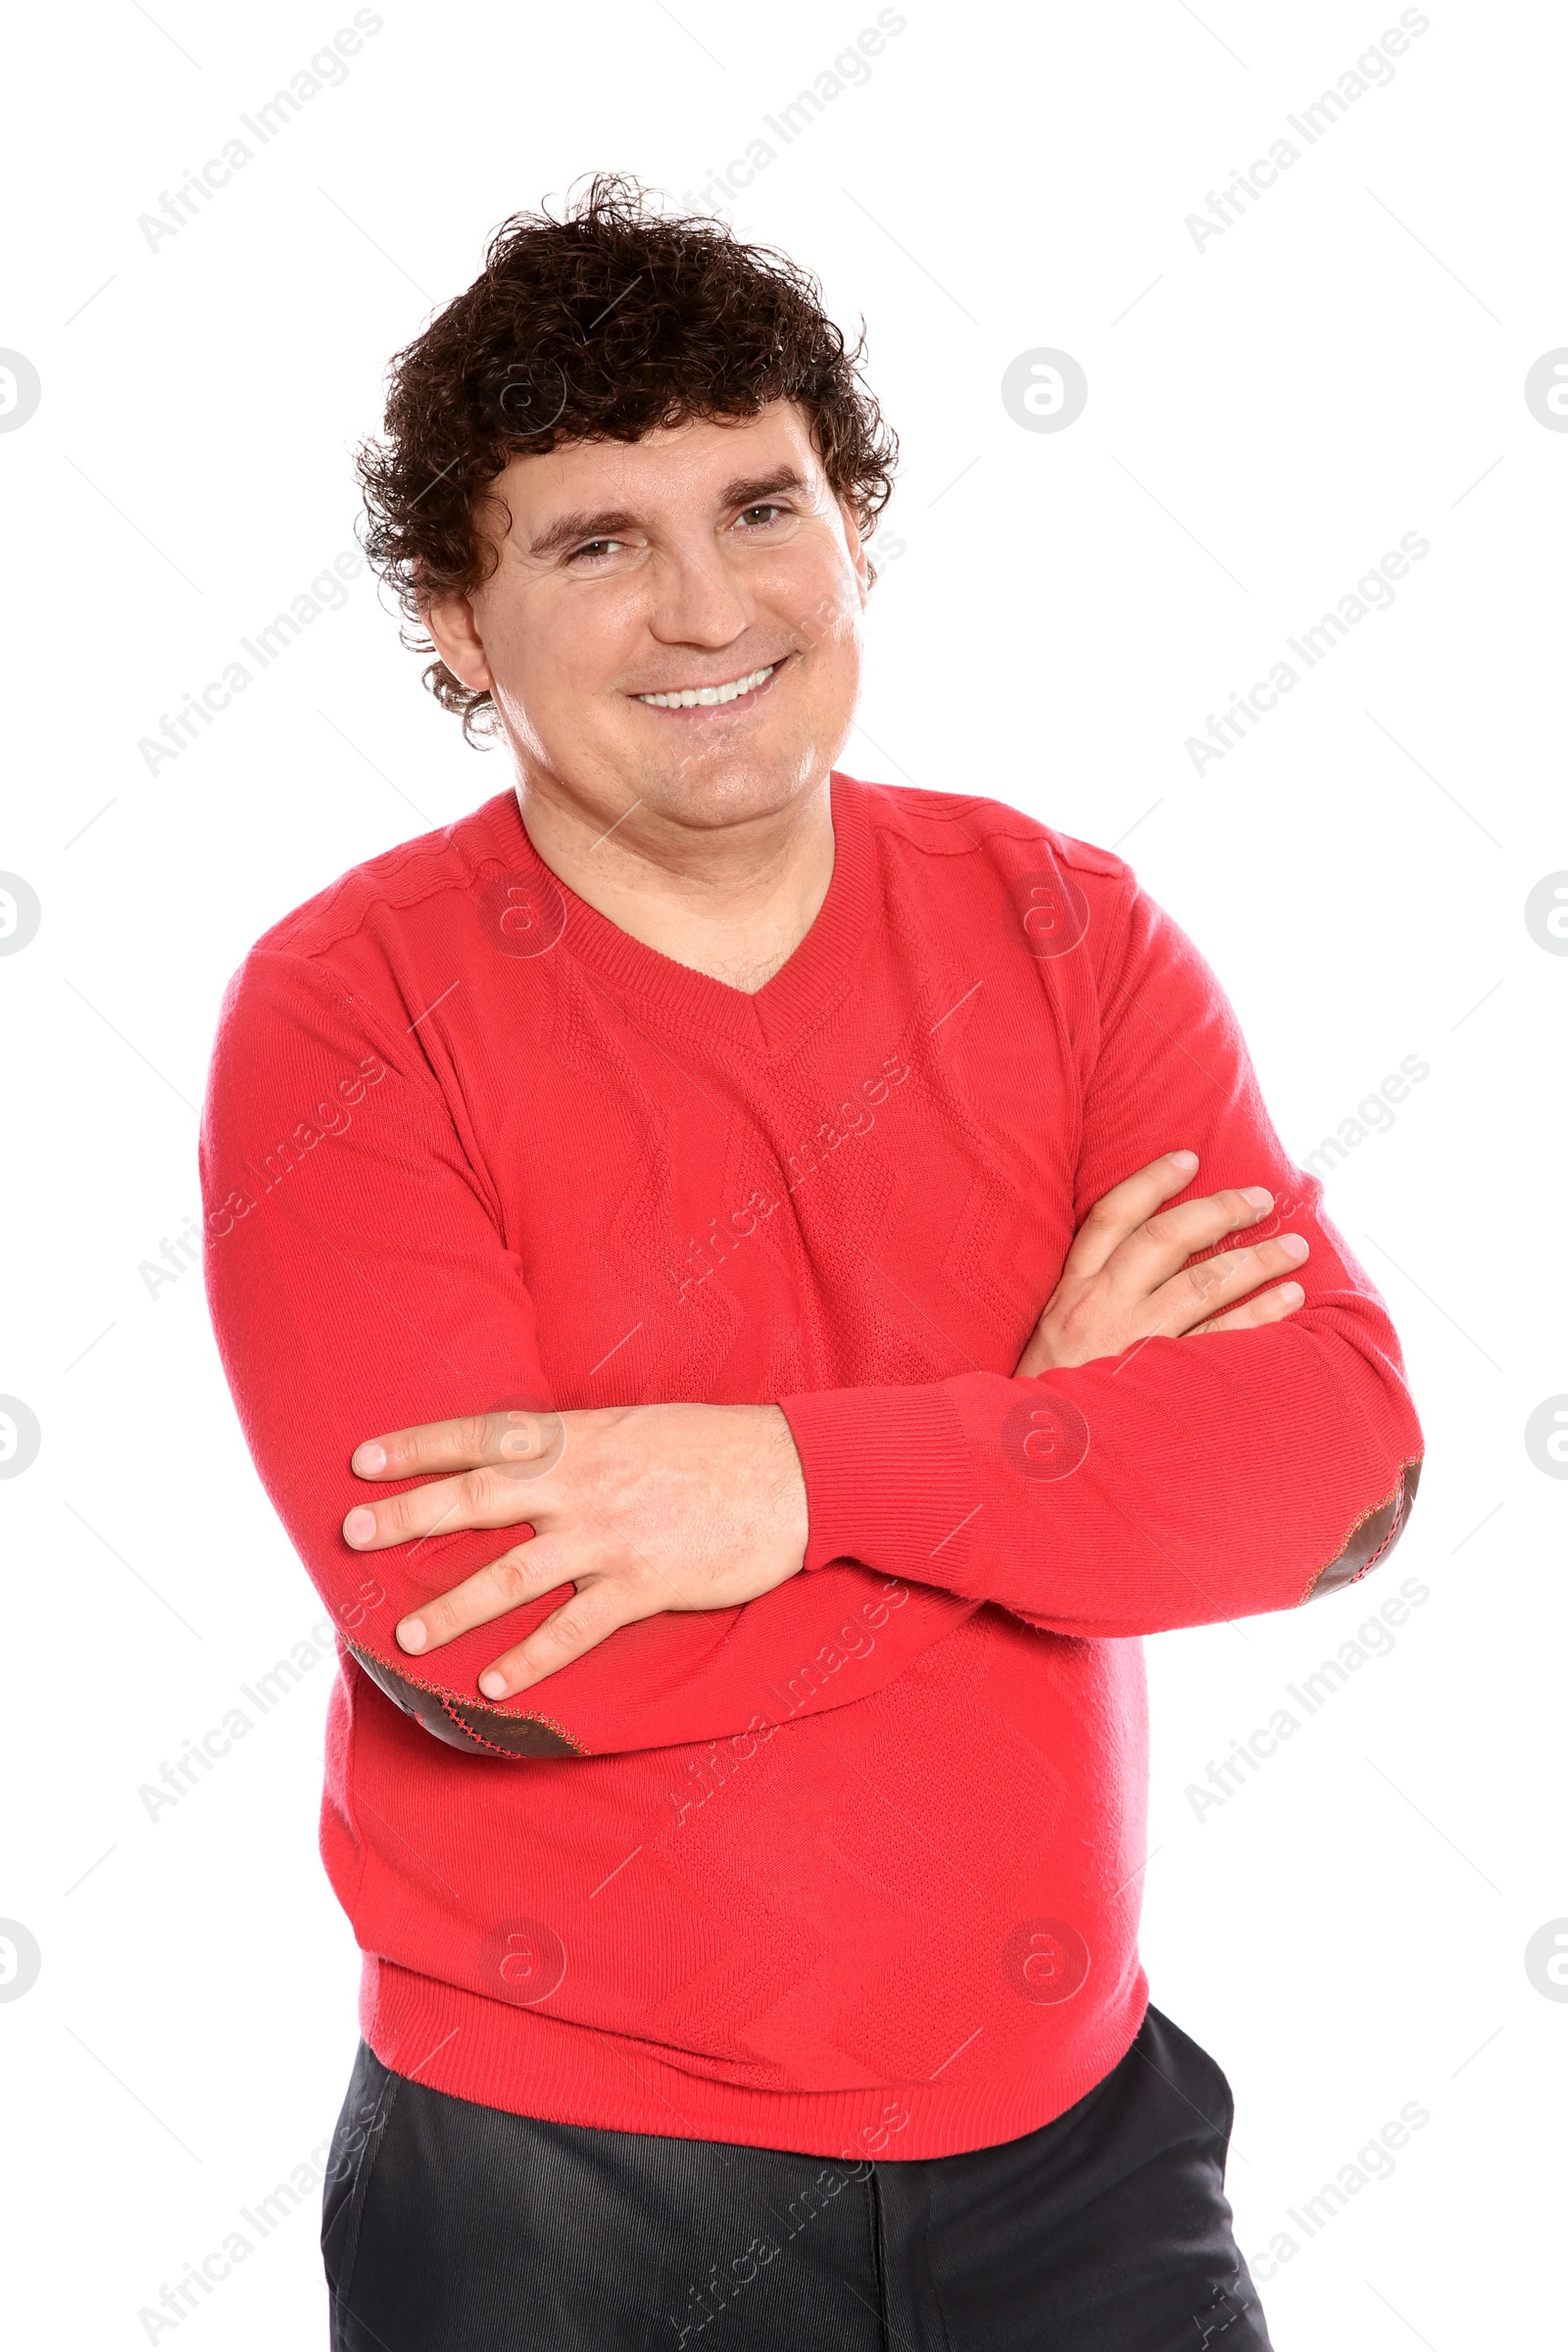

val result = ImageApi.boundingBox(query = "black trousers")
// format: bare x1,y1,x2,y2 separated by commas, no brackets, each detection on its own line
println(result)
321,2004,1271,2350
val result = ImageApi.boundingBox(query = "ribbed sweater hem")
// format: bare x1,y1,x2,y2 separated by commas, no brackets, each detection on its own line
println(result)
360,1955,1150,2161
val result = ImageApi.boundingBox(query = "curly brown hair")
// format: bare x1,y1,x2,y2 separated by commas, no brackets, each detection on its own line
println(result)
356,172,900,744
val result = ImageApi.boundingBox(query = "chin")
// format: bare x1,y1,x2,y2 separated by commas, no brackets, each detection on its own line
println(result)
647,743,831,831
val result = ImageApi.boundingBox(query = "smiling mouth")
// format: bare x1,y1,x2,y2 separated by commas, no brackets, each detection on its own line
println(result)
632,661,781,711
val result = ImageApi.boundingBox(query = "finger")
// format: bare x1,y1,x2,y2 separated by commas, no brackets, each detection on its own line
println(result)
351,1408,562,1482
1152,1234,1310,1334
1063,1152,1200,1280
344,1456,557,1551
395,1535,575,1655
1190,1279,1306,1337
477,1578,659,1697
1104,1186,1281,1295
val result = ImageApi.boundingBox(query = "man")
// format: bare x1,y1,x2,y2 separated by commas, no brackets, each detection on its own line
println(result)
200,174,1422,2349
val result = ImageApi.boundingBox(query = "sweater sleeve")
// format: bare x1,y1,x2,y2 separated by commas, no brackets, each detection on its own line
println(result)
778,877,1425,1637
200,948,976,1760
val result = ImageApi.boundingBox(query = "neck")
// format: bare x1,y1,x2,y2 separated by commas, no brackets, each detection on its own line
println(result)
514,772,837,994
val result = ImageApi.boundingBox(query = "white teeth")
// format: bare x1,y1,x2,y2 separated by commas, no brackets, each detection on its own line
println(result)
636,663,776,709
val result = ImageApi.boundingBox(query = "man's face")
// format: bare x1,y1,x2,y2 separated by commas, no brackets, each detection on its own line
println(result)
424,403,869,834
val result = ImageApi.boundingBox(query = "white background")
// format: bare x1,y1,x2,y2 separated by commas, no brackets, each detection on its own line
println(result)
2,1,1564,2343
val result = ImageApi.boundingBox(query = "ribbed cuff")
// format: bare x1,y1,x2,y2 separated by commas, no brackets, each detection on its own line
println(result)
778,1381,977,1586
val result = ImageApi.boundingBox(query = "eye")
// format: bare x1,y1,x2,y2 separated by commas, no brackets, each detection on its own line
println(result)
734,503,788,530
566,538,625,565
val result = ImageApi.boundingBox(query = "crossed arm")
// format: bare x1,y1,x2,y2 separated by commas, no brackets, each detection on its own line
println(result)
343,1152,1316,1701
202,898,1422,1759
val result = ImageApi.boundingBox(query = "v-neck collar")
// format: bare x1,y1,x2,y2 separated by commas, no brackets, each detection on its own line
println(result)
492,772,870,1057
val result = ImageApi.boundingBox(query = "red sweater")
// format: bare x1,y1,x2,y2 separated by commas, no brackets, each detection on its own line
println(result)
200,774,1422,2160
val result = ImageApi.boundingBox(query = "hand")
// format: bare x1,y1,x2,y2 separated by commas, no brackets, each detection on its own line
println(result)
1015,1150,1309,1376
342,1402,807,1697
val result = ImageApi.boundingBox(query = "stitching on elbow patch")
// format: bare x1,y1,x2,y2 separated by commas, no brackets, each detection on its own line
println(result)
1298,1455,1423,1605
343,1638,588,1758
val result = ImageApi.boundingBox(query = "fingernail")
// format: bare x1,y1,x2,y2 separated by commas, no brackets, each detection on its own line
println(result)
343,1507,377,1546
356,1443,386,1474
397,1617,426,1652
1242,1186,1274,1211
1279,1282,1304,1305
1171,1151,1200,1172
478,1670,509,1699
1280,1233,1309,1261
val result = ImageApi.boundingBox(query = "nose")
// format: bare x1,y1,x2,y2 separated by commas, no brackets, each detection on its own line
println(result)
645,538,753,651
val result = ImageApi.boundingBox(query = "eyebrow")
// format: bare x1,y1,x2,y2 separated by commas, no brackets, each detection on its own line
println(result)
526,466,812,561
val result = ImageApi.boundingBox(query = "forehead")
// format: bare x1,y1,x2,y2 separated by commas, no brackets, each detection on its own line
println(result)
490,400,826,524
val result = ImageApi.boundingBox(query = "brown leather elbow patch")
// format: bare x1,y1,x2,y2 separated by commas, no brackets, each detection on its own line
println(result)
1301,1457,1423,1603
345,1640,587,1758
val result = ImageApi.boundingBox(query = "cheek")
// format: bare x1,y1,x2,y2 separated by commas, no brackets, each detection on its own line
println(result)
780,583,863,715
489,673,551,762
756,530,862,651
795,628,862,753
486,600,635,750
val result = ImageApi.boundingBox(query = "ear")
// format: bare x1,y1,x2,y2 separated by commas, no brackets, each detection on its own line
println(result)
422,587,495,693
839,499,872,605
